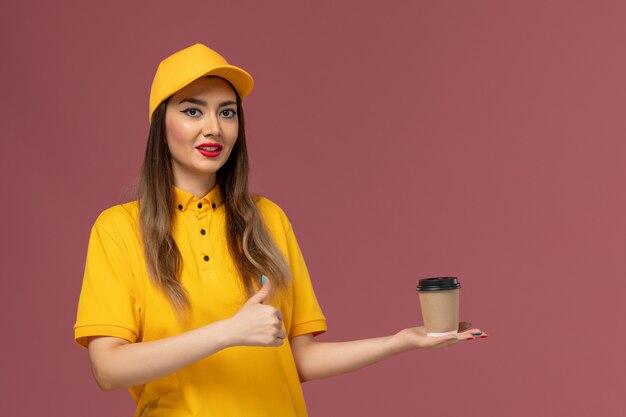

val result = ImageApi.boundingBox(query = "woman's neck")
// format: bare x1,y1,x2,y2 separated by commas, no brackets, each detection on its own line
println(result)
173,171,217,199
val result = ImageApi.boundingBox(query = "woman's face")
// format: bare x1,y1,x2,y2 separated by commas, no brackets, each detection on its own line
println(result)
165,77,239,190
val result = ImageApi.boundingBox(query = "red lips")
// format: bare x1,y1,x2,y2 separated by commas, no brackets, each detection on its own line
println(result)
196,143,223,158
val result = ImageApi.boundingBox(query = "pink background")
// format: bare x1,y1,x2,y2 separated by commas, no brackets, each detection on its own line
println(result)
2,1,624,415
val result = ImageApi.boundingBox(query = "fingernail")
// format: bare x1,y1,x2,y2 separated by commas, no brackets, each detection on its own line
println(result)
451,336,458,341
480,335,488,339
473,332,483,336
262,275,267,284
466,337,474,341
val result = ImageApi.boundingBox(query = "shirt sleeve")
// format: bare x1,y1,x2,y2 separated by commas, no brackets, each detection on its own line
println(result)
282,218,327,338
74,212,141,348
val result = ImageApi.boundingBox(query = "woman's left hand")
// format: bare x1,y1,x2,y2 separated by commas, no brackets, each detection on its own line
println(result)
393,322,488,351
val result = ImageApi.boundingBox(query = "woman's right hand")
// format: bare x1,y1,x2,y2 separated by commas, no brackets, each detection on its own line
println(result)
224,278,286,347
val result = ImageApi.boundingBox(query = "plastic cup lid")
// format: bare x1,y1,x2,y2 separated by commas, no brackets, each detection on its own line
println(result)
416,277,461,291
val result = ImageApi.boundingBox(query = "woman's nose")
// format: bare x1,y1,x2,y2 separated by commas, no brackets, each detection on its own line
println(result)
202,114,221,137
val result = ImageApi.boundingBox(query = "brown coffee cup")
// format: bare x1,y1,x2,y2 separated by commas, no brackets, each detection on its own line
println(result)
416,277,461,337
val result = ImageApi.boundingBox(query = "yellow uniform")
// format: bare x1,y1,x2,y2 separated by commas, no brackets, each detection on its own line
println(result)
74,186,326,416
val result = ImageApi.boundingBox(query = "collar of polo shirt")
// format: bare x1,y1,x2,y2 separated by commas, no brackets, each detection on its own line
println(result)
174,186,223,212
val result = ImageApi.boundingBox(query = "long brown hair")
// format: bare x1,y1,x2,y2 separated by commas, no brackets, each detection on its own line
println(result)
138,78,291,312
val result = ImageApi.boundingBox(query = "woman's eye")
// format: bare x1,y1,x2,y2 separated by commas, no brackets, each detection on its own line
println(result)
221,109,237,118
182,108,201,117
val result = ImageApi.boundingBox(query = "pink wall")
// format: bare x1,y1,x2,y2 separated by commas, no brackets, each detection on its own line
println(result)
1,1,624,415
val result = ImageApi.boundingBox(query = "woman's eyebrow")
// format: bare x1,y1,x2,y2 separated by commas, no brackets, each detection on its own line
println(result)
179,97,207,106
218,100,237,108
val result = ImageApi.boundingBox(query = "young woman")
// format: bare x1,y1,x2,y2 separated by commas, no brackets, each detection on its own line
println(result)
74,43,487,417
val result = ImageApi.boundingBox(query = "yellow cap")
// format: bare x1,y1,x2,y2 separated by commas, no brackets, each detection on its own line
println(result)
149,44,254,121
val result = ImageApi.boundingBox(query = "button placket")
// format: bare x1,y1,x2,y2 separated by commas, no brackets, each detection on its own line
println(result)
197,200,212,270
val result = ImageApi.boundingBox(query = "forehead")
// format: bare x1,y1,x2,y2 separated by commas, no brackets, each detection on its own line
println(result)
170,77,237,102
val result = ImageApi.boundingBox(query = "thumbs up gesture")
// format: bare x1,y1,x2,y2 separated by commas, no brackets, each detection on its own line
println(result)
226,277,287,347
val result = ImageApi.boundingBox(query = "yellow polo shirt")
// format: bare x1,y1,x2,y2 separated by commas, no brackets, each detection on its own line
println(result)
74,186,326,417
